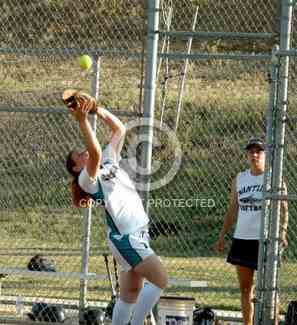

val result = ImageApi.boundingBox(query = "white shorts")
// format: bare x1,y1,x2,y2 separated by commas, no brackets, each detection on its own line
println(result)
107,227,155,272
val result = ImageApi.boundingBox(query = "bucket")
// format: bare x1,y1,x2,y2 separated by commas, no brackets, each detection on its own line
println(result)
157,296,195,325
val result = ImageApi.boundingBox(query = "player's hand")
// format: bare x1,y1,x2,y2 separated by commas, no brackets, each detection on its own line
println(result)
214,236,225,252
96,106,106,118
70,99,92,121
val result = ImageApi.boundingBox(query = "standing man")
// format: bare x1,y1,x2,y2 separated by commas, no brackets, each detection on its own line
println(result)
215,137,288,325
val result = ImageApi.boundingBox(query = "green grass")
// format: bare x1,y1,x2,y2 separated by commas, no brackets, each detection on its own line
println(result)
0,0,294,318
1,54,297,314
0,255,295,313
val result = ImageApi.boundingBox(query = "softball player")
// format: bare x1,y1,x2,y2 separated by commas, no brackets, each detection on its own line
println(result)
63,90,168,325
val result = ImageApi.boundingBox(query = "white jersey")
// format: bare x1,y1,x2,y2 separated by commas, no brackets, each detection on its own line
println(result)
233,169,264,240
78,144,149,235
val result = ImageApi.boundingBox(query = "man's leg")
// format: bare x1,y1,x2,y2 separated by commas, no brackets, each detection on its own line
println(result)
236,265,255,325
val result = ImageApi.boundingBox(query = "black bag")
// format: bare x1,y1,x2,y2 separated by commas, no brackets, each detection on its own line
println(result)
28,303,65,323
193,307,215,325
79,307,105,325
285,301,297,325
27,255,56,272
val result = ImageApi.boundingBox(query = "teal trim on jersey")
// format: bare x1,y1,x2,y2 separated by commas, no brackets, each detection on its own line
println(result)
105,210,120,235
109,232,143,268
90,178,105,203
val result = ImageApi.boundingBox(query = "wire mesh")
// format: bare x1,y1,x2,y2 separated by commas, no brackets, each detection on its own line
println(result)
0,0,146,50
0,0,296,324
278,53,297,314
153,56,270,310
161,0,278,33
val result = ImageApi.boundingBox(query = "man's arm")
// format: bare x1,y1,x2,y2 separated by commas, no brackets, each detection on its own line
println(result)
215,178,239,252
280,182,289,247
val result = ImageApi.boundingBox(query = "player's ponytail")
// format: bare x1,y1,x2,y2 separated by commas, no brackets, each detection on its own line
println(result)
71,179,92,208
66,151,92,208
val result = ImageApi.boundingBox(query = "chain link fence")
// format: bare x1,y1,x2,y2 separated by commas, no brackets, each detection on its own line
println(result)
276,50,297,318
0,0,295,323
153,55,271,311
0,0,146,320
161,0,278,33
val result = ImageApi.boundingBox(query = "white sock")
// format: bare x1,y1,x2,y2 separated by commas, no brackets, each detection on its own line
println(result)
130,282,162,325
112,298,135,325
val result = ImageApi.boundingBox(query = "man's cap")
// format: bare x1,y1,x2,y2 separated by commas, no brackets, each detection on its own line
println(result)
245,137,265,150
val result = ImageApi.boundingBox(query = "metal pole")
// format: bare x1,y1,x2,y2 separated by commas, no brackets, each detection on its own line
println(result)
158,31,274,40
140,0,159,211
91,54,101,104
79,207,92,314
156,5,173,82
254,46,280,325
79,55,101,315
159,6,173,127
175,6,199,132
262,1,293,324
159,52,271,61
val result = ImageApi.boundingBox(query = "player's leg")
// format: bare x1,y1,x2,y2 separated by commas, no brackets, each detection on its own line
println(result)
108,230,168,325
133,254,167,289
236,265,255,325
112,269,143,325
130,255,168,325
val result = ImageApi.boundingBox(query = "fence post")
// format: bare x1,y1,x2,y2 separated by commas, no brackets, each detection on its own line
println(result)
79,207,92,316
254,45,280,325
175,6,199,132
140,0,160,210
79,55,101,316
260,1,293,324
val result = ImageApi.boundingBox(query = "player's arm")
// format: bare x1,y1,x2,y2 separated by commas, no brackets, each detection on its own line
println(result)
215,178,239,251
96,108,126,155
72,101,102,179
280,182,289,247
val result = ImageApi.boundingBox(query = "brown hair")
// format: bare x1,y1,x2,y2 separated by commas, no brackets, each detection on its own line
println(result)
66,151,92,208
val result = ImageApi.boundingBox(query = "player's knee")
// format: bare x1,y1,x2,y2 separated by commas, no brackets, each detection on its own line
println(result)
156,272,168,289
163,272,169,288
240,285,253,297
125,286,142,302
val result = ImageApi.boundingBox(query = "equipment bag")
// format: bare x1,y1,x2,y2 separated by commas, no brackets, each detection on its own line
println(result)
28,303,65,323
27,255,56,272
193,307,215,325
79,307,105,325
